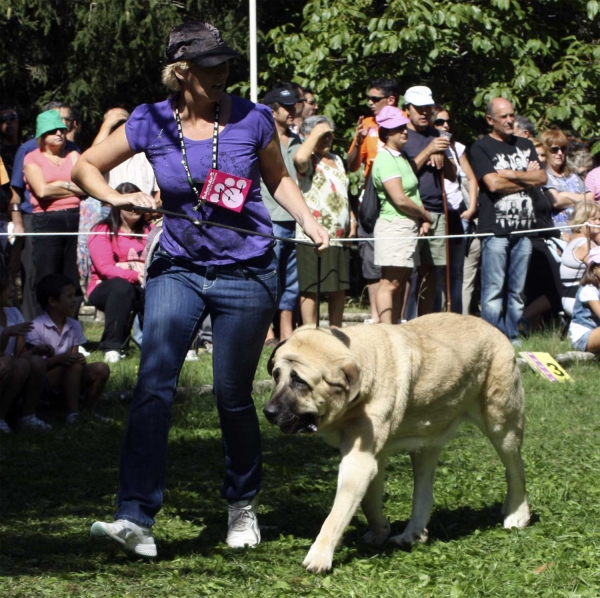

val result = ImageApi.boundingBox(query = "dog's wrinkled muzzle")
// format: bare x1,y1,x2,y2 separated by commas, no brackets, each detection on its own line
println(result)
263,401,318,434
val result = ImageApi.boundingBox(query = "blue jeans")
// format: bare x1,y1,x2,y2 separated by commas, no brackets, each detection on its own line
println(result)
481,236,532,340
272,221,299,312
116,248,279,528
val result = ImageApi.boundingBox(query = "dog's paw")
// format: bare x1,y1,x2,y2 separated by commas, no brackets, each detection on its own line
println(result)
503,501,531,529
363,521,391,545
388,527,428,548
303,543,334,574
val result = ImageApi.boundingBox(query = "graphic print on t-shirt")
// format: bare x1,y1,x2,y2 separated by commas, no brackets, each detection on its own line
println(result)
491,146,536,232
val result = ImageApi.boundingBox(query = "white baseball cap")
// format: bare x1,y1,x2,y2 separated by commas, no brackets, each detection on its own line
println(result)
404,86,435,107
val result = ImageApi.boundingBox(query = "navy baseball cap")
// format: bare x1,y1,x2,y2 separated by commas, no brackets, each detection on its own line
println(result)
262,87,300,106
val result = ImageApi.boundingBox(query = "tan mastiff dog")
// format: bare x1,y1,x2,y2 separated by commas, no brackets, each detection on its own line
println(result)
264,313,531,573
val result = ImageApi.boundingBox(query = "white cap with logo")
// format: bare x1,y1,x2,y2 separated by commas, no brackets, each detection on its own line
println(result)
404,86,435,107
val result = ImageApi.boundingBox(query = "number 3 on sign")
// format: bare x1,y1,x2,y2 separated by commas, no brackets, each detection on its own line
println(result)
519,352,572,383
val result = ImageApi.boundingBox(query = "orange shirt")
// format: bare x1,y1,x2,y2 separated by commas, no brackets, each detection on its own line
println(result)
347,116,381,179
0,157,8,186
347,108,409,179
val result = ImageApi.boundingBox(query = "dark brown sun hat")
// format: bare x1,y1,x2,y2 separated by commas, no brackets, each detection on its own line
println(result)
165,22,241,67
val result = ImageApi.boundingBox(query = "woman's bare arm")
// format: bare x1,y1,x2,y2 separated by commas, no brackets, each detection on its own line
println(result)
71,126,156,210
23,163,85,200
382,177,432,222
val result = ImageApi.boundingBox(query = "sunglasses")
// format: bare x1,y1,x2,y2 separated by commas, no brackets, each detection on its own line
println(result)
434,118,452,126
45,128,65,136
549,146,568,154
367,95,389,103
1,114,18,123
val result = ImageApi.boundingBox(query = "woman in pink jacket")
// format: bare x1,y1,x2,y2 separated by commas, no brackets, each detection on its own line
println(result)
87,183,152,362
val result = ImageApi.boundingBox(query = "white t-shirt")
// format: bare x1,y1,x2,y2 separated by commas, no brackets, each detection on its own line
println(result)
569,285,600,343
0,307,25,357
445,142,466,210
105,152,158,196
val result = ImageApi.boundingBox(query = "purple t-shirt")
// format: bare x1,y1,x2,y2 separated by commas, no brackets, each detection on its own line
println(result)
126,95,276,265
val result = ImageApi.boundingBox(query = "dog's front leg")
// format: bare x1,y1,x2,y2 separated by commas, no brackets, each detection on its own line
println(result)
361,456,391,545
303,449,378,573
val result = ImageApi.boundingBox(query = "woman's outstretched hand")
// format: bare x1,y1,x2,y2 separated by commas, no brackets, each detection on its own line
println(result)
111,192,157,211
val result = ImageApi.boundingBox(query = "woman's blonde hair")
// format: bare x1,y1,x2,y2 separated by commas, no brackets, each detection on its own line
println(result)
161,60,192,92
569,199,600,233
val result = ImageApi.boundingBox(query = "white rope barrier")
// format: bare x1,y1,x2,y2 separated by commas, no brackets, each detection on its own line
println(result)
326,222,600,243
0,222,598,242
0,231,148,237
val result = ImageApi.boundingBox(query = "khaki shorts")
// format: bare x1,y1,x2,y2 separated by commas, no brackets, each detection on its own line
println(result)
374,217,420,268
418,212,447,266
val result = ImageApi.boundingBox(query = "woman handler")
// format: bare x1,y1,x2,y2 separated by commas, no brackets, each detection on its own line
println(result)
72,22,329,557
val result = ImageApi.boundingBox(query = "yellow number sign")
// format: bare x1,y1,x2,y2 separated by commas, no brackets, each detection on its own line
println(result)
519,352,572,383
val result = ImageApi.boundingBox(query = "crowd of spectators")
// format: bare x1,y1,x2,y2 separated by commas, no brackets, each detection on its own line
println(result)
1,74,599,433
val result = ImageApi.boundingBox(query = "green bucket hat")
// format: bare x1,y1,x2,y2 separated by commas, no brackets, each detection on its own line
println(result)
35,110,67,138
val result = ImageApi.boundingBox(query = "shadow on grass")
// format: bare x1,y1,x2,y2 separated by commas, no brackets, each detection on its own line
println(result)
1,392,534,576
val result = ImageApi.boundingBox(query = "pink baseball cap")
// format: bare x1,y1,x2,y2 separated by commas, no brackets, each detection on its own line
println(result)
587,246,600,265
375,106,410,129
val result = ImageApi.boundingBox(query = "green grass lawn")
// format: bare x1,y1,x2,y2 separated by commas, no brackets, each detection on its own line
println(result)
1,328,599,597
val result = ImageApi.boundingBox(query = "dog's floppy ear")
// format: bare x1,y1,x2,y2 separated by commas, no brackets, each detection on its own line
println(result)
340,359,362,401
267,338,289,375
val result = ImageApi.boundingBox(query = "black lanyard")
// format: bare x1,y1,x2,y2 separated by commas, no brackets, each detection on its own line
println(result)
174,100,220,212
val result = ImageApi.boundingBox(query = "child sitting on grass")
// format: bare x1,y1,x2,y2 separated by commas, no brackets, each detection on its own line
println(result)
25,274,111,424
0,264,49,433
569,246,600,354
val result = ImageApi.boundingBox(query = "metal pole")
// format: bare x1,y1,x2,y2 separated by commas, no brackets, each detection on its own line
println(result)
249,0,258,102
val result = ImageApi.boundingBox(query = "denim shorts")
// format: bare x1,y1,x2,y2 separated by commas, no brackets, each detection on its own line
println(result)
571,329,591,352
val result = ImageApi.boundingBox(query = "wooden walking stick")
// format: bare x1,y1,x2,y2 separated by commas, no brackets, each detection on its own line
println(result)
439,169,452,313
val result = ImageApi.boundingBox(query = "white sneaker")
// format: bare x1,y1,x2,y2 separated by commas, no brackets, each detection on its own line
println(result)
104,351,121,364
0,420,11,434
19,415,52,431
185,349,198,362
79,346,91,357
226,498,261,548
90,519,157,558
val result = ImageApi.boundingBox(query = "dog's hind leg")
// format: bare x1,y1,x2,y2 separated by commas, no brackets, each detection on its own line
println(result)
388,446,442,547
361,456,391,545
471,363,531,529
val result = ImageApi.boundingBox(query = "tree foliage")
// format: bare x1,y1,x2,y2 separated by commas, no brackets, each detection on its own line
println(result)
267,0,600,149
1,0,598,153
0,0,258,143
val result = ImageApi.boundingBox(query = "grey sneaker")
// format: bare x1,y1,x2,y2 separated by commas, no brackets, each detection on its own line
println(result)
90,519,157,558
226,498,261,548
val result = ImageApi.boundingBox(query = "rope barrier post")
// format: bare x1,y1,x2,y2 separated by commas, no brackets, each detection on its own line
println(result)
316,254,322,329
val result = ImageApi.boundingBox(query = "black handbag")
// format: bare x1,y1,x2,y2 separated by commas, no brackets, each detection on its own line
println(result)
358,174,380,234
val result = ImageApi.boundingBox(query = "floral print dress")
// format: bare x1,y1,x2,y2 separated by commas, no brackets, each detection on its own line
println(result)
295,153,349,247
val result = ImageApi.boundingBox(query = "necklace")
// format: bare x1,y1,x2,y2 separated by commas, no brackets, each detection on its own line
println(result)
174,100,220,212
